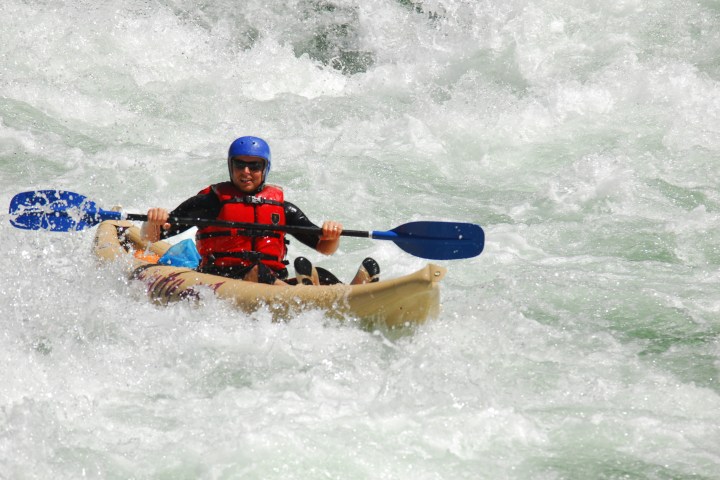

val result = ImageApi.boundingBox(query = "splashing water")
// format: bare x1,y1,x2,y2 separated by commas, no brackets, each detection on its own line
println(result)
2,0,719,478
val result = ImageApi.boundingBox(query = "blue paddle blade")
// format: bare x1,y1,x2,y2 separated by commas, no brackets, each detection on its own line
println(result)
8,190,111,231
372,221,485,260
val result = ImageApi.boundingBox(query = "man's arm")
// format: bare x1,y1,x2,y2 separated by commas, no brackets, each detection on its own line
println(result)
141,192,220,241
284,201,342,254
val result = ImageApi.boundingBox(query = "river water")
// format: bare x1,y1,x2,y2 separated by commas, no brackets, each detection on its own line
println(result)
1,0,719,478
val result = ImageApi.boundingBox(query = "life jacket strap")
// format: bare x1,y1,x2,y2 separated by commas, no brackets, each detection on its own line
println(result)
196,229,281,240
224,195,284,207
207,251,289,265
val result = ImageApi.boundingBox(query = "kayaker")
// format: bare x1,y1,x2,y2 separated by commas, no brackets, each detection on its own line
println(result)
141,136,379,286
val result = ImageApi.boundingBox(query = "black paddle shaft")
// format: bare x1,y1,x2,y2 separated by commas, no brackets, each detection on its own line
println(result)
124,214,373,239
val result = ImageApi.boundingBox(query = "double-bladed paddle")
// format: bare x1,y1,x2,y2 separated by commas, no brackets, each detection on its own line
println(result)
8,189,484,260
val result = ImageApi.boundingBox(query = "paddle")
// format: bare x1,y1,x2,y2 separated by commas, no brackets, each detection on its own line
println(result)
9,190,484,260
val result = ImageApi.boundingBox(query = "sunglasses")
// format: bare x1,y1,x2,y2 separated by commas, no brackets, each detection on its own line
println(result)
231,158,264,172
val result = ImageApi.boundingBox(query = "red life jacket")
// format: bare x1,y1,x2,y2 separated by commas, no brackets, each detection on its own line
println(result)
195,182,288,271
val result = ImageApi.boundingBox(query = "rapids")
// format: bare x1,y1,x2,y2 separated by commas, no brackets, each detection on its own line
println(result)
1,0,719,478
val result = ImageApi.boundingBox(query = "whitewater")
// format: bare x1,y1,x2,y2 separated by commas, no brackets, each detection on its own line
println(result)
1,0,719,478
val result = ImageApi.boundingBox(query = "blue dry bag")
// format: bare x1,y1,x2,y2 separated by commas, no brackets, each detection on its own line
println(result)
157,239,201,268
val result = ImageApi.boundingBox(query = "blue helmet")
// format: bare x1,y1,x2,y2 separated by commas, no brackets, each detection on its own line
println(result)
227,136,271,180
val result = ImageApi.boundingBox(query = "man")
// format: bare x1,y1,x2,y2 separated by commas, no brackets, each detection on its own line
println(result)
142,136,379,286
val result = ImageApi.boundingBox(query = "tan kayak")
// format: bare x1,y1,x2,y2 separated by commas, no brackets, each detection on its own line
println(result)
94,220,447,327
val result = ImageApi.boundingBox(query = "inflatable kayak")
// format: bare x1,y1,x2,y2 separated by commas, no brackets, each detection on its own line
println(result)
94,220,447,327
